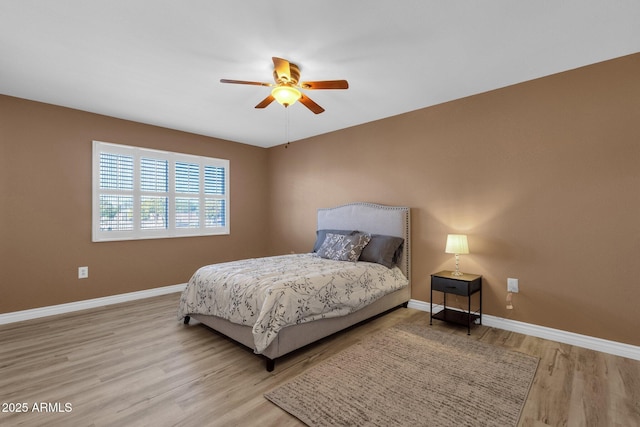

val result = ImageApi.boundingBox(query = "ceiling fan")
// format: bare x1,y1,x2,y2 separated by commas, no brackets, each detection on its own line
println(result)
220,57,348,114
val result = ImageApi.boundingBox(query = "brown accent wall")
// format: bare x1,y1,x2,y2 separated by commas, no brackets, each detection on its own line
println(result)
0,96,269,312
266,53,640,346
2,54,638,347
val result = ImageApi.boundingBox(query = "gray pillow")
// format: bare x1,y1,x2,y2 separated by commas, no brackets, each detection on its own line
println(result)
316,232,371,262
359,234,404,268
312,229,355,253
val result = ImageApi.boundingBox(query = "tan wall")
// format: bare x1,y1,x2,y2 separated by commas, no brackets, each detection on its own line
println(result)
2,54,638,347
266,53,640,346
0,96,269,312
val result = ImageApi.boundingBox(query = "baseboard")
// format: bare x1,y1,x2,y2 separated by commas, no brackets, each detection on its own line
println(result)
3,292,637,362
0,283,187,325
407,299,640,362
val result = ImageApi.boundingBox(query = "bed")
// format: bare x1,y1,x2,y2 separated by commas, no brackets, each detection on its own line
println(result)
178,202,411,371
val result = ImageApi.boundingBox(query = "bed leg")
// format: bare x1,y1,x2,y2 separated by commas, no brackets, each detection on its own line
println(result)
401,301,408,308
183,316,190,325
266,358,275,372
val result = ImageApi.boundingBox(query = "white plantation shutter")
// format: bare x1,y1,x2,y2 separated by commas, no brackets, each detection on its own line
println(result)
204,165,226,228
100,153,134,190
175,161,200,229
92,141,229,241
140,157,168,192
175,161,200,193
98,152,135,232
140,157,169,230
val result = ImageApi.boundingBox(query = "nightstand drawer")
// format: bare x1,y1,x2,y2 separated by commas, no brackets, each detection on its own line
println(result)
431,275,480,296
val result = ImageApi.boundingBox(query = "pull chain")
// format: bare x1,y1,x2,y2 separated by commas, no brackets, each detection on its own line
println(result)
284,107,290,148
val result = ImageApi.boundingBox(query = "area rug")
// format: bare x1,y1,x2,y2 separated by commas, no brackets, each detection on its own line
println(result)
265,324,539,427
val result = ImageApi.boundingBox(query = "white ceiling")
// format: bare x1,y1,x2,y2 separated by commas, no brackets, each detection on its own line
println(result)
1,1,639,148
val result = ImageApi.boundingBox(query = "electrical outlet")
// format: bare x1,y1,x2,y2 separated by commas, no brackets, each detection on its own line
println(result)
507,278,519,293
78,266,89,279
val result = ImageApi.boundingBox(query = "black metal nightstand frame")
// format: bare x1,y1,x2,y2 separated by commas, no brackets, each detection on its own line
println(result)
430,271,482,335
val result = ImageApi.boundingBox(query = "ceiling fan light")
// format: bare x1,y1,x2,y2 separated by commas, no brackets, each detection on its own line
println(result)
271,86,301,107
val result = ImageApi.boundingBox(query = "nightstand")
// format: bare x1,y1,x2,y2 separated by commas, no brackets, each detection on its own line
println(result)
430,270,482,335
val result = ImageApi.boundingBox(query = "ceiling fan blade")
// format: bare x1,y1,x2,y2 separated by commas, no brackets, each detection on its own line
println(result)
255,94,275,109
300,80,349,90
272,57,291,82
220,79,272,87
299,94,325,114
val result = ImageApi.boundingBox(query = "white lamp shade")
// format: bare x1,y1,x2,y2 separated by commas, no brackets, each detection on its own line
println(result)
445,234,469,254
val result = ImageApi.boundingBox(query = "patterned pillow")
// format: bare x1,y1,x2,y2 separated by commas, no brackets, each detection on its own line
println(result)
316,232,371,262
312,229,355,253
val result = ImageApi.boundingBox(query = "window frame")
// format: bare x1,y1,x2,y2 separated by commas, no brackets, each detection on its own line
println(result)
92,140,229,242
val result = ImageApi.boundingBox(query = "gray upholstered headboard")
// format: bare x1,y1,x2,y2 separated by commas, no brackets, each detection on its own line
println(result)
317,202,411,282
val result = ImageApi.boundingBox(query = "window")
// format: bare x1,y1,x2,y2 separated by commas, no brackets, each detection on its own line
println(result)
92,141,229,242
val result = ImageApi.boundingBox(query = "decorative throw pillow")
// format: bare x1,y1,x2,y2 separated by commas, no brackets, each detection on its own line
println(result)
316,232,371,262
359,234,404,268
312,229,355,253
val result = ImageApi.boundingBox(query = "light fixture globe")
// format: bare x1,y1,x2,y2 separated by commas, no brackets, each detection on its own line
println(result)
271,85,301,107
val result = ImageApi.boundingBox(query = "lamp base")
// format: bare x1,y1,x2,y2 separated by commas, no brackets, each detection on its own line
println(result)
451,253,463,276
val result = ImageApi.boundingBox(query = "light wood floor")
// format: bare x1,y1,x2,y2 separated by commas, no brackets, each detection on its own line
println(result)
0,293,638,427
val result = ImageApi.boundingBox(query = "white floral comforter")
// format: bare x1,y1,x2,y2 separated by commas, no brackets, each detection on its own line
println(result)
177,253,408,353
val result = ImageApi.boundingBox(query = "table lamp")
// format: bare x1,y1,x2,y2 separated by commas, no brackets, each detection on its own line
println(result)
445,234,469,276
